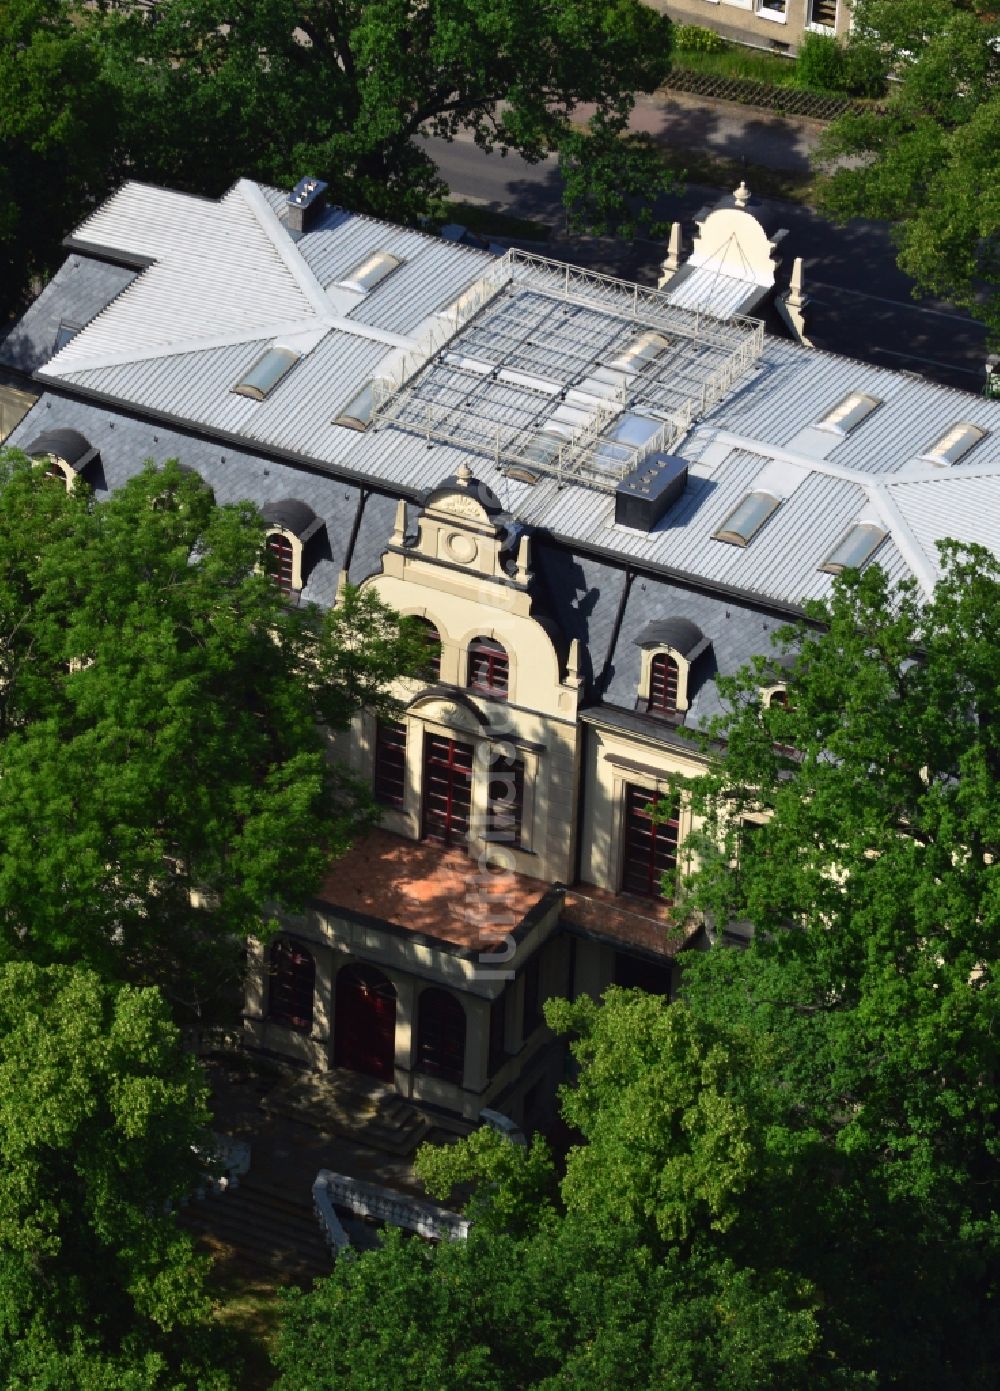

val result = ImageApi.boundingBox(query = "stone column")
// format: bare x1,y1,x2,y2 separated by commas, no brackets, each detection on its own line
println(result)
463,994,492,1096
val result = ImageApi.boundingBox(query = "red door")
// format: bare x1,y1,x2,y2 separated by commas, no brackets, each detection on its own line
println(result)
334,964,397,1082
422,734,473,845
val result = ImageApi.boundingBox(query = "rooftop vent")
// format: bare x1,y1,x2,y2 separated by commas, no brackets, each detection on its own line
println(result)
607,331,670,377
919,421,987,466
819,523,887,575
286,176,329,235
335,251,403,296
232,347,300,401
333,384,374,431
615,453,688,532
713,491,780,547
816,391,882,436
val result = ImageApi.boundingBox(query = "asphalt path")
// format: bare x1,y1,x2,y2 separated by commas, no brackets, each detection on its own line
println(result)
423,130,988,393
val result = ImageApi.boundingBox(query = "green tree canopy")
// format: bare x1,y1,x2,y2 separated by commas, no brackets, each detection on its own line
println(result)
0,452,424,1007
274,543,1000,1390
100,0,674,232
0,962,233,1389
817,0,1000,345
0,0,121,321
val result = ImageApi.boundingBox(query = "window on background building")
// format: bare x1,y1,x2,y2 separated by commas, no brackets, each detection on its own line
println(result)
416,988,466,1084
810,0,837,25
647,652,680,717
266,531,295,594
373,719,407,808
758,0,787,15
486,751,524,847
267,937,315,1032
467,636,509,698
622,785,679,900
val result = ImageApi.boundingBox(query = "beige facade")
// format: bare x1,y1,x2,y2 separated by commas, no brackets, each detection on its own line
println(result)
244,465,695,1128
655,0,851,51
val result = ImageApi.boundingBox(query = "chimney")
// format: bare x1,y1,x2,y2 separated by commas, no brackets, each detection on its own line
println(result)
286,176,329,235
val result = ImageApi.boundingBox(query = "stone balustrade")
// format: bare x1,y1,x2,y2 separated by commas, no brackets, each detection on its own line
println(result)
313,1169,470,1244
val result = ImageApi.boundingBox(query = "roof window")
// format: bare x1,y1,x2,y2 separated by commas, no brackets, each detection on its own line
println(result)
232,347,300,401
53,321,82,353
713,491,780,547
335,251,403,295
919,422,987,466
333,384,374,431
815,391,882,436
819,523,887,575
607,331,670,377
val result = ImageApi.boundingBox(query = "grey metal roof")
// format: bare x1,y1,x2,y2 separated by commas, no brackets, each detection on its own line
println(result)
16,177,999,617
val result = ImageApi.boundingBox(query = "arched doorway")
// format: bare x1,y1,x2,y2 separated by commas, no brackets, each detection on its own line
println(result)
334,963,397,1082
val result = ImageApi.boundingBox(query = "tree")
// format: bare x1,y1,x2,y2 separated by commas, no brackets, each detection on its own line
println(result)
816,0,1000,345
0,0,121,322
274,544,1000,1390
0,961,233,1389
98,0,675,233
0,453,424,1007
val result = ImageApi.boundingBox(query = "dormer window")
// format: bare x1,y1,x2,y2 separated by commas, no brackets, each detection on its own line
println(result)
468,637,509,699
27,429,100,491
233,347,300,401
266,531,295,594
815,392,882,436
636,618,710,716
647,652,679,717
713,491,780,547
260,499,325,595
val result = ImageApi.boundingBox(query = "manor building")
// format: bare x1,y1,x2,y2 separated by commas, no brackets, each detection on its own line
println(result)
2,176,997,1128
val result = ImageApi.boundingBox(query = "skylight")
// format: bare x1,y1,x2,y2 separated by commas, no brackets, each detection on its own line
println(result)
232,347,301,401
333,384,374,431
713,491,780,547
819,523,887,575
815,391,882,436
919,421,987,466
335,251,403,295
607,331,670,377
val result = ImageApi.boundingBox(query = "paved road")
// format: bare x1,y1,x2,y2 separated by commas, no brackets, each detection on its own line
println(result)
423,129,988,393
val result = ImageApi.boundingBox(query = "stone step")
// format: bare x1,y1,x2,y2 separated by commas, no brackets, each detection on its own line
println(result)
180,1182,332,1283
262,1074,433,1157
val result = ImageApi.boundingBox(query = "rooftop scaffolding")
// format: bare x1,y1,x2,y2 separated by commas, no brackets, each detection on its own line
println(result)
369,248,765,491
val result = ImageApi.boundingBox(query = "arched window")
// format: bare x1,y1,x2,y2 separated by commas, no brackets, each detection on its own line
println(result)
411,617,442,682
416,988,467,1084
767,687,788,710
647,652,679,716
266,531,295,594
467,636,509,699
42,457,70,486
267,937,315,1032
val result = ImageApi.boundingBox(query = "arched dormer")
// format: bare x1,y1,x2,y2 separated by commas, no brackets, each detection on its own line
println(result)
261,498,325,594
636,617,711,716
27,428,100,491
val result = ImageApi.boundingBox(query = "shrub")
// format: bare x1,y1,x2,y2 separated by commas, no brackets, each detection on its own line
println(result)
795,33,847,93
673,24,730,54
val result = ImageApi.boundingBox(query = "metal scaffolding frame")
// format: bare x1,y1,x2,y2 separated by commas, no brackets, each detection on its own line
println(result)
369,248,765,491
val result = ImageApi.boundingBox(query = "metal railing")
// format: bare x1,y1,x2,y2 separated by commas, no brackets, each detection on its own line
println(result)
369,248,765,491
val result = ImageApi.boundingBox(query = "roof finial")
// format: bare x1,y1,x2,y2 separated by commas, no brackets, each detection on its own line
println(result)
456,461,472,486
658,221,684,286
734,180,751,209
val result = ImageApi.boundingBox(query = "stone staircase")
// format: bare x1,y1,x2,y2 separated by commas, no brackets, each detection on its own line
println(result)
179,1174,332,1286
262,1069,433,1157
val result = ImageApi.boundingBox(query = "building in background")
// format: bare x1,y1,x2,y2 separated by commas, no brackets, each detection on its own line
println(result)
2,173,997,1131
654,0,850,53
